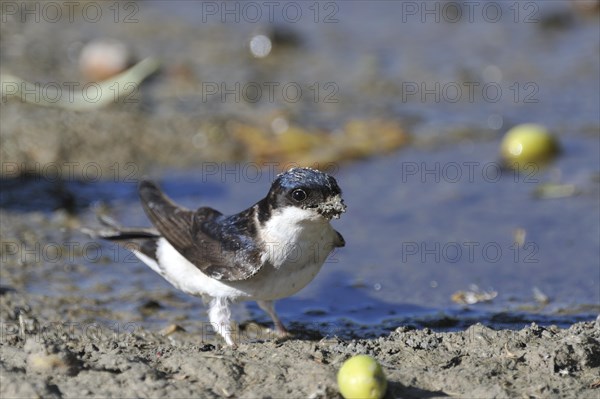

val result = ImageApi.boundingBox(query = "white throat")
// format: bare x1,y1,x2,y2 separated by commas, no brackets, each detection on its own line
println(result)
259,206,336,270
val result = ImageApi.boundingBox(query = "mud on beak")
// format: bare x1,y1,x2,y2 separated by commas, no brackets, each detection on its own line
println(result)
316,195,347,220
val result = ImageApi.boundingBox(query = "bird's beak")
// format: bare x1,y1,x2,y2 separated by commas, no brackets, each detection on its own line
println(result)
317,195,347,220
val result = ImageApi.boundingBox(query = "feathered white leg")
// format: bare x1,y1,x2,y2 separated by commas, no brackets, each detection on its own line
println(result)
257,300,288,336
208,297,235,346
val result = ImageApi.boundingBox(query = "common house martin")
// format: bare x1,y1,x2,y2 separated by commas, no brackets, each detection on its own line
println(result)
87,167,346,346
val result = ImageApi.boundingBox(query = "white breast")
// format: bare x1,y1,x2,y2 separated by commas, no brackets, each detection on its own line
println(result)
243,206,338,299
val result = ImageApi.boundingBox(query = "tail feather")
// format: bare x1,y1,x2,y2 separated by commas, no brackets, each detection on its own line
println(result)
82,214,161,264
82,213,159,240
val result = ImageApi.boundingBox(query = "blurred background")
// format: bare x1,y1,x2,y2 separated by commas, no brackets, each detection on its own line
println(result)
1,1,599,338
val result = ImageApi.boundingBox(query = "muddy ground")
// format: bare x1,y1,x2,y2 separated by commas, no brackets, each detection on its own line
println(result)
1,286,599,398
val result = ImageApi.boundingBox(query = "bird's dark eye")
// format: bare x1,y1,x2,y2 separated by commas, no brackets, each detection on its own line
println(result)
291,189,307,202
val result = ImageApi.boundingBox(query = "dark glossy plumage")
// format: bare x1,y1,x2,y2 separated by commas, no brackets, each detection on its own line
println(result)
139,180,263,281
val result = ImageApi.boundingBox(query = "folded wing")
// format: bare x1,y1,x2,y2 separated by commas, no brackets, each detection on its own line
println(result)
138,180,263,281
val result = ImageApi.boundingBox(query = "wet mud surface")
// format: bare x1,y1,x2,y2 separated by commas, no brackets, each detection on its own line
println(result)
1,286,599,398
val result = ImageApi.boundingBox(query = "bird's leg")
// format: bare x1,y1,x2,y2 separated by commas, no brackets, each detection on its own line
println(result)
208,297,236,346
257,300,289,337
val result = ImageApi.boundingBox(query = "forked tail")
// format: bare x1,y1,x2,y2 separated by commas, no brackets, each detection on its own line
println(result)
82,214,160,261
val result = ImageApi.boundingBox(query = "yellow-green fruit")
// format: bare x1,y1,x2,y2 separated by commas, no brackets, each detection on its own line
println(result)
337,355,387,399
500,124,560,168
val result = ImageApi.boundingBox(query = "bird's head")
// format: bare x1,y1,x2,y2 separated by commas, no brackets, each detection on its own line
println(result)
267,167,347,221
